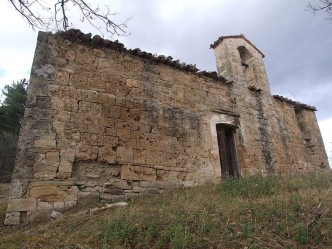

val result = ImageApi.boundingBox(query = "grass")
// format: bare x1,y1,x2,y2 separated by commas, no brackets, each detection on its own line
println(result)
0,173,332,248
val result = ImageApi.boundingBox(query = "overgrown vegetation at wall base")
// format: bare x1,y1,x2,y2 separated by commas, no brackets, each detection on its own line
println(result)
1,173,332,248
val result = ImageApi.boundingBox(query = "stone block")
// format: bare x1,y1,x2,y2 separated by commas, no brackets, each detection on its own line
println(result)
65,200,76,209
156,170,169,182
9,179,28,199
133,150,146,164
93,48,106,58
36,120,52,130
38,202,53,211
103,188,124,194
51,210,63,220
29,180,75,187
138,181,152,188
66,50,76,61
98,146,116,163
76,143,98,161
167,171,180,182
109,106,121,118
54,201,65,210
34,64,55,79
55,110,71,122
86,172,101,179
46,151,60,163
52,121,65,131
126,79,138,88
97,58,113,69
34,138,56,148
100,127,117,136
104,180,131,190
77,192,100,205
116,129,131,138
61,149,75,163
68,186,79,194
132,186,146,193
58,160,73,174
33,162,48,173
121,165,156,181
4,212,21,225
34,172,57,180
105,166,122,178
117,147,134,163
97,92,116,106
112,180,131,190
30,186,58,198
7,198,37,212
100,193,112,201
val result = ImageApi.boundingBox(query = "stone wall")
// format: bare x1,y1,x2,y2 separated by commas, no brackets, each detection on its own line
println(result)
4,30,329,225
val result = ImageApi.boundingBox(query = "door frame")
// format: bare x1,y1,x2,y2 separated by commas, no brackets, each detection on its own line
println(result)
209,112,242,180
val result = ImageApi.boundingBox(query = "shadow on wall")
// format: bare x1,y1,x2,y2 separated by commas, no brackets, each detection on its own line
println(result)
0,133,18,183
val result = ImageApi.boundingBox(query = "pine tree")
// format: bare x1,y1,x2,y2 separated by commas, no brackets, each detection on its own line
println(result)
0,79,28,135
0,79,28,181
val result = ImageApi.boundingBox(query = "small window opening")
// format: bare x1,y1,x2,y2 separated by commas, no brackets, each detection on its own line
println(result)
237,46,256,87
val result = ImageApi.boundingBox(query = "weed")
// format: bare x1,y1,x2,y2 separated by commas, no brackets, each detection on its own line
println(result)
294,224,308,245
217,175,280,199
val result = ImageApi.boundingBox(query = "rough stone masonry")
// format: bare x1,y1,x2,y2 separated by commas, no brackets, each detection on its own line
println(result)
4,30,329,225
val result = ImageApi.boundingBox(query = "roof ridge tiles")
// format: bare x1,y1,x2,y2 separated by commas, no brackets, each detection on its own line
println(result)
53,29,228,83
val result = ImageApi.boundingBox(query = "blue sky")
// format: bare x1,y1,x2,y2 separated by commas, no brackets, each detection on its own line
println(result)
0,68,5,76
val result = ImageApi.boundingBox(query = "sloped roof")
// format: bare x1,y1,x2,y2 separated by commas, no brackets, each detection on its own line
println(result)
52,29,229,83
210,34,265,58
273,95,317,111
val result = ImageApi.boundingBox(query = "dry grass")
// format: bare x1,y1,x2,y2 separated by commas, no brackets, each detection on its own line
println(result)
0,173,332,249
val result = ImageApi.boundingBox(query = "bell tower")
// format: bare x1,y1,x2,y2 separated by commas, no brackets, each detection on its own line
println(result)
210,34,271,93
210,34,278,175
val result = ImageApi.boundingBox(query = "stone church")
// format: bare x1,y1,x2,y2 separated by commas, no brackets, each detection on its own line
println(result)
4,30,329,224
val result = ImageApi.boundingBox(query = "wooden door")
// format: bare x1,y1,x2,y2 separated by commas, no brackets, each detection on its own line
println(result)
216,124,240,178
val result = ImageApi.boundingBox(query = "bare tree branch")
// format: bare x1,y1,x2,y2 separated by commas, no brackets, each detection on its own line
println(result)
307,0,332,20
7,0,129,37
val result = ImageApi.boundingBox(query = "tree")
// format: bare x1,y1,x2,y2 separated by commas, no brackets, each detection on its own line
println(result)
0,79,28,135
8,0,129,37
307,0,332,20
0,79,28,182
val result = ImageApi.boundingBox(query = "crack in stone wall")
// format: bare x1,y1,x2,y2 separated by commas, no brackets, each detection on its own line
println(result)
252,91,274,174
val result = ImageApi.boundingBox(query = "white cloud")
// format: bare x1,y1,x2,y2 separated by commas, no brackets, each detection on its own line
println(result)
0,47,34,87
0,1,37,89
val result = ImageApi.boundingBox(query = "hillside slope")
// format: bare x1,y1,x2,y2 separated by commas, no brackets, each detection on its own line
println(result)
1,173,332,249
